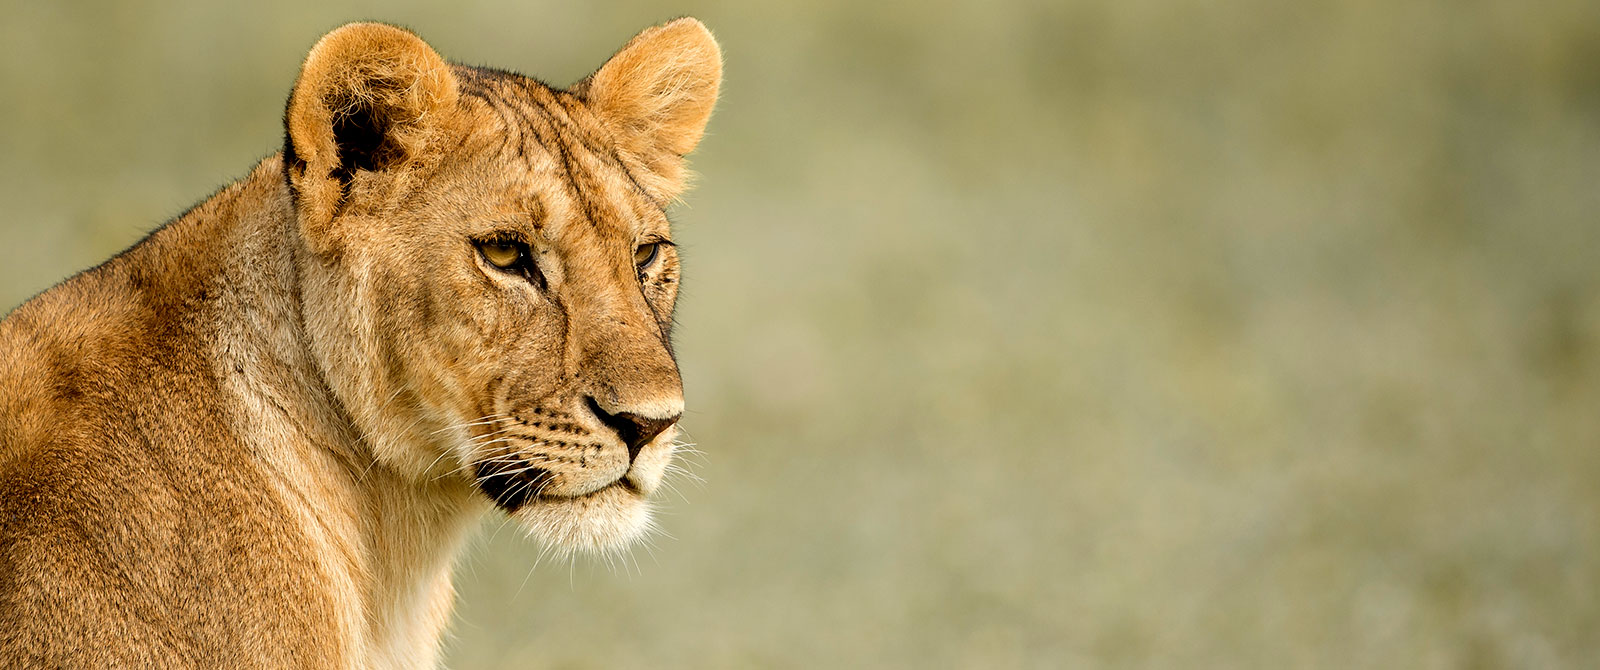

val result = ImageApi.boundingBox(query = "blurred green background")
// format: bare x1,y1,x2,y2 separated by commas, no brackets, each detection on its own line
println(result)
4,0,1599,667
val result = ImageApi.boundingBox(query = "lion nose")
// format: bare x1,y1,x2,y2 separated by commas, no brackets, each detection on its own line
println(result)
585,397,679,462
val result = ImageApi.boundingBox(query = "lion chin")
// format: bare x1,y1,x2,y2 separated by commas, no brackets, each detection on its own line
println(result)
513,485,654,554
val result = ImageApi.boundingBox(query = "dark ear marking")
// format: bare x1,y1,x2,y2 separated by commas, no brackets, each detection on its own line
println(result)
331,101,385,175
327,99,388,204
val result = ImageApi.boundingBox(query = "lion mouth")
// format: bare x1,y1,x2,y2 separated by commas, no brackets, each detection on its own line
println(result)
472,461,639,513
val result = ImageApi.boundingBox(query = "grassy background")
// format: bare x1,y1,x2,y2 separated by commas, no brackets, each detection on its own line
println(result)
4,1,1599,667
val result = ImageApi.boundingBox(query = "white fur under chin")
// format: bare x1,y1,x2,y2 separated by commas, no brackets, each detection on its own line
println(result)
513,485,654,554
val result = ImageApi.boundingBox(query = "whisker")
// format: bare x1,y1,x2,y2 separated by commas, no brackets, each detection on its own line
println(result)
427,413,511,437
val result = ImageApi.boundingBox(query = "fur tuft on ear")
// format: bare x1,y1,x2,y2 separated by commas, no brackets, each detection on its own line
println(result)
284,22,457,252
577,18,722,202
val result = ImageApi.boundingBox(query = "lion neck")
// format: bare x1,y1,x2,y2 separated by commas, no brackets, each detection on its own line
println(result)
204,154,489,666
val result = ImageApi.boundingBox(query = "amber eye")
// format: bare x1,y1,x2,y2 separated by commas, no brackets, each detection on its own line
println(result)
634,242,660,270
475,238,545,289
479,241,522,269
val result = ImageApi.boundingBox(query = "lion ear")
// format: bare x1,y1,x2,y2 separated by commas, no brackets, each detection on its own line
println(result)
578,18,722,202
284,22,458,251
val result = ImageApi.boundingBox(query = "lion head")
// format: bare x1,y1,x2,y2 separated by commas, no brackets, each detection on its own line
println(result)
279,20,720,552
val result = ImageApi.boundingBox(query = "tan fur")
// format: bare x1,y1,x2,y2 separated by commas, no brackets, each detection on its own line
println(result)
0,19,720,669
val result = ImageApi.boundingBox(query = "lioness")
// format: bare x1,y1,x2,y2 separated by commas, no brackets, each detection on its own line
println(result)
0,18,719,668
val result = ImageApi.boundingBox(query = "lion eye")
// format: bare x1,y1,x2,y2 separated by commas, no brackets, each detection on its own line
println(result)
479,241,522,269
475,238,546,289
634,242,660,270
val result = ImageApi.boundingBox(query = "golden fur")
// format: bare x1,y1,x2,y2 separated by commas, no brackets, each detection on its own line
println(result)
0,19,720,668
